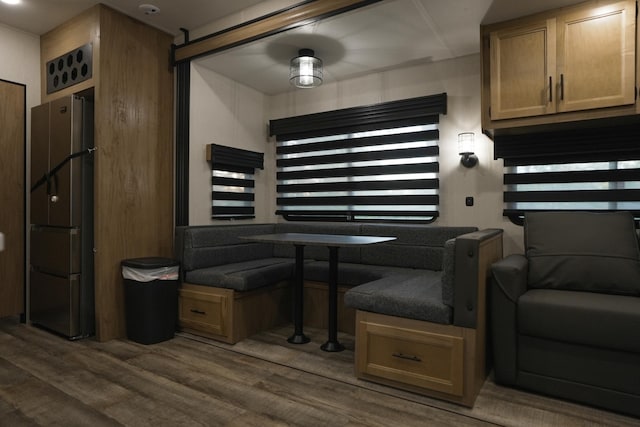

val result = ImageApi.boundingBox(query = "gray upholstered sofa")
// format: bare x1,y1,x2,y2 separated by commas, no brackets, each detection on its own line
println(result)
175,221,503,406
490,211,640,417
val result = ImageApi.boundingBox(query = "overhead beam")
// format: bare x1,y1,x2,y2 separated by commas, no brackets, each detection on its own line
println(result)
172,0,381,64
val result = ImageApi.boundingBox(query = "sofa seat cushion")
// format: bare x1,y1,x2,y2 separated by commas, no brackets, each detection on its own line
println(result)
344,271,452,324
518,289,640,353
303,261,412,286
184,258,295,291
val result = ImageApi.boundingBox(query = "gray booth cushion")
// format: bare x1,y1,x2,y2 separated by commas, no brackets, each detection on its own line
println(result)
177,222,483,327
303,261,409,286
360,224,477,270
181,224,276,271
184,243,273,272
184,258,294,291
344,270,452,324
525,211,640,296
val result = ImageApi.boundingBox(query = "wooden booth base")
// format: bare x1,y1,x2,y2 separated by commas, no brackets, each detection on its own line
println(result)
178,280,355,344
354,310,486,407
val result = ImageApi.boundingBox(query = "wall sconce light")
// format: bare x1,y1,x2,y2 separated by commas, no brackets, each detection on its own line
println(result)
290,49,323,88
458,132,478,168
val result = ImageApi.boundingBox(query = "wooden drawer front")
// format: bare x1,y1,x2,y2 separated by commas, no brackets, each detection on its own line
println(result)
360,322,464,396
179,289,229,337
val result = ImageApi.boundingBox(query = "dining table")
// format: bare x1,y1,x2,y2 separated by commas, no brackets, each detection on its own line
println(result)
243,232,396,352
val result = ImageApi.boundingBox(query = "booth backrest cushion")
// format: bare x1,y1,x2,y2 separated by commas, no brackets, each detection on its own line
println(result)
360,224,477,270
525,211,640,296
181,224,276,271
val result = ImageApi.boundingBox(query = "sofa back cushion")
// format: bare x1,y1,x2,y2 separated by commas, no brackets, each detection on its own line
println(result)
360,224,477,270
181,224,276,271
525,211,640,296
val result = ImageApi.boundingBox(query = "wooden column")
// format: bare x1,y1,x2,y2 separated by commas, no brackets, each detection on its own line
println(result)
41,5,174,341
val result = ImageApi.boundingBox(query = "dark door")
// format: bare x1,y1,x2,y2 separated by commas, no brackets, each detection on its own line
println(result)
0,79,26,318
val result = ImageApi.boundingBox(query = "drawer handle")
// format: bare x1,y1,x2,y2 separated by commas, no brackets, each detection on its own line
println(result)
190,309,206,315
392,352,422,362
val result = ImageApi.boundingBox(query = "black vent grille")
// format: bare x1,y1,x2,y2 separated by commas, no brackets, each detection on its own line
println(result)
46,43,93,94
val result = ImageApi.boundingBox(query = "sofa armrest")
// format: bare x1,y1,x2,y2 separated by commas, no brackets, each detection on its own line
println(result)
452,229,504,328
490,254,528,385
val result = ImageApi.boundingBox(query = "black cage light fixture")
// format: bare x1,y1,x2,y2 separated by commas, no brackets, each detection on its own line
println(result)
458,132,478,168
289,48,323,88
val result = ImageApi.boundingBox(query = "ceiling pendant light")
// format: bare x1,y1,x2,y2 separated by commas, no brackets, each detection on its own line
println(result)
289,49,323,89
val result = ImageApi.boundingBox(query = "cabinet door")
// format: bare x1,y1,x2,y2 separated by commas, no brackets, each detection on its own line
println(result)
490,19,556,120
557,0,636,112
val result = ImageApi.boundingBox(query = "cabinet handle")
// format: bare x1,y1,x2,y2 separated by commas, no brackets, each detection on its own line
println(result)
392,352,422,362
560,74,564,101
549,76,553,103
190,309,206,315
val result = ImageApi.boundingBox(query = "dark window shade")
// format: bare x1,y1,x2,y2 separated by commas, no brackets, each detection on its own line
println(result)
277,129,439,154
496,128,640,224
495,122,640,165
208,144,264,220
208,143,264,169
270,93,446,140
270,93,446,223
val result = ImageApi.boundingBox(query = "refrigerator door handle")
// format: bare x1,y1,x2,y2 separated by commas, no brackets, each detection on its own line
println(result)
46,173,58,202
31,147,96,194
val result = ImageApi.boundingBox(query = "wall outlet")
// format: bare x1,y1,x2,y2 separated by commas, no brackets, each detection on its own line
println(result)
465,196,474,206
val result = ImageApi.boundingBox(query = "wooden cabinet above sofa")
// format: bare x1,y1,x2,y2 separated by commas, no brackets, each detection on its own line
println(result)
482,0,637,132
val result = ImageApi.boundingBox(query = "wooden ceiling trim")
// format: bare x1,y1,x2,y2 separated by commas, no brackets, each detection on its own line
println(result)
172,0,380,64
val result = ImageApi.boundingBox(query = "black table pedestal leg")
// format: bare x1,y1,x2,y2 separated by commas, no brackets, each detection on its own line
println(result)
321,246,344,352
288,244,310,344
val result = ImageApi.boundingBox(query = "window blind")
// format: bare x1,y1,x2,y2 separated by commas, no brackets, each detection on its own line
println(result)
207,144,264,220
270,94,446,223
495,122,640,224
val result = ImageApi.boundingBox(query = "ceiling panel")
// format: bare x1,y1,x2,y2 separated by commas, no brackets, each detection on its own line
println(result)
1,0,587,96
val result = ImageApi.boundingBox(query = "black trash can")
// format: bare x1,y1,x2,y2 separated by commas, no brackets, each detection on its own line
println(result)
121,257,180,344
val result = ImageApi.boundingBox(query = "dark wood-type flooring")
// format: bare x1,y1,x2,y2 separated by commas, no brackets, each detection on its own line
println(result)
0,317,638,426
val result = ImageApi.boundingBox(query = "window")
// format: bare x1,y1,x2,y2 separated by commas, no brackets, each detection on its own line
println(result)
269,94,447,223
207,144,263,220
495,123,640,224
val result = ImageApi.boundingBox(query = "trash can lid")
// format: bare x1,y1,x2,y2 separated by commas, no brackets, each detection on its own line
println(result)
121,257,180,269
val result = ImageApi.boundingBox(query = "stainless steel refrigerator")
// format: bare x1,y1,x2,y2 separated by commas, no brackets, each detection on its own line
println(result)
30,94,95,339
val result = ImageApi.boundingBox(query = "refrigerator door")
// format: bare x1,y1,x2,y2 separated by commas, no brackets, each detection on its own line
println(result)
31,226,80,275
49,96,83,228
30,270,81,338
29,94,94,340
30,102,50,226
